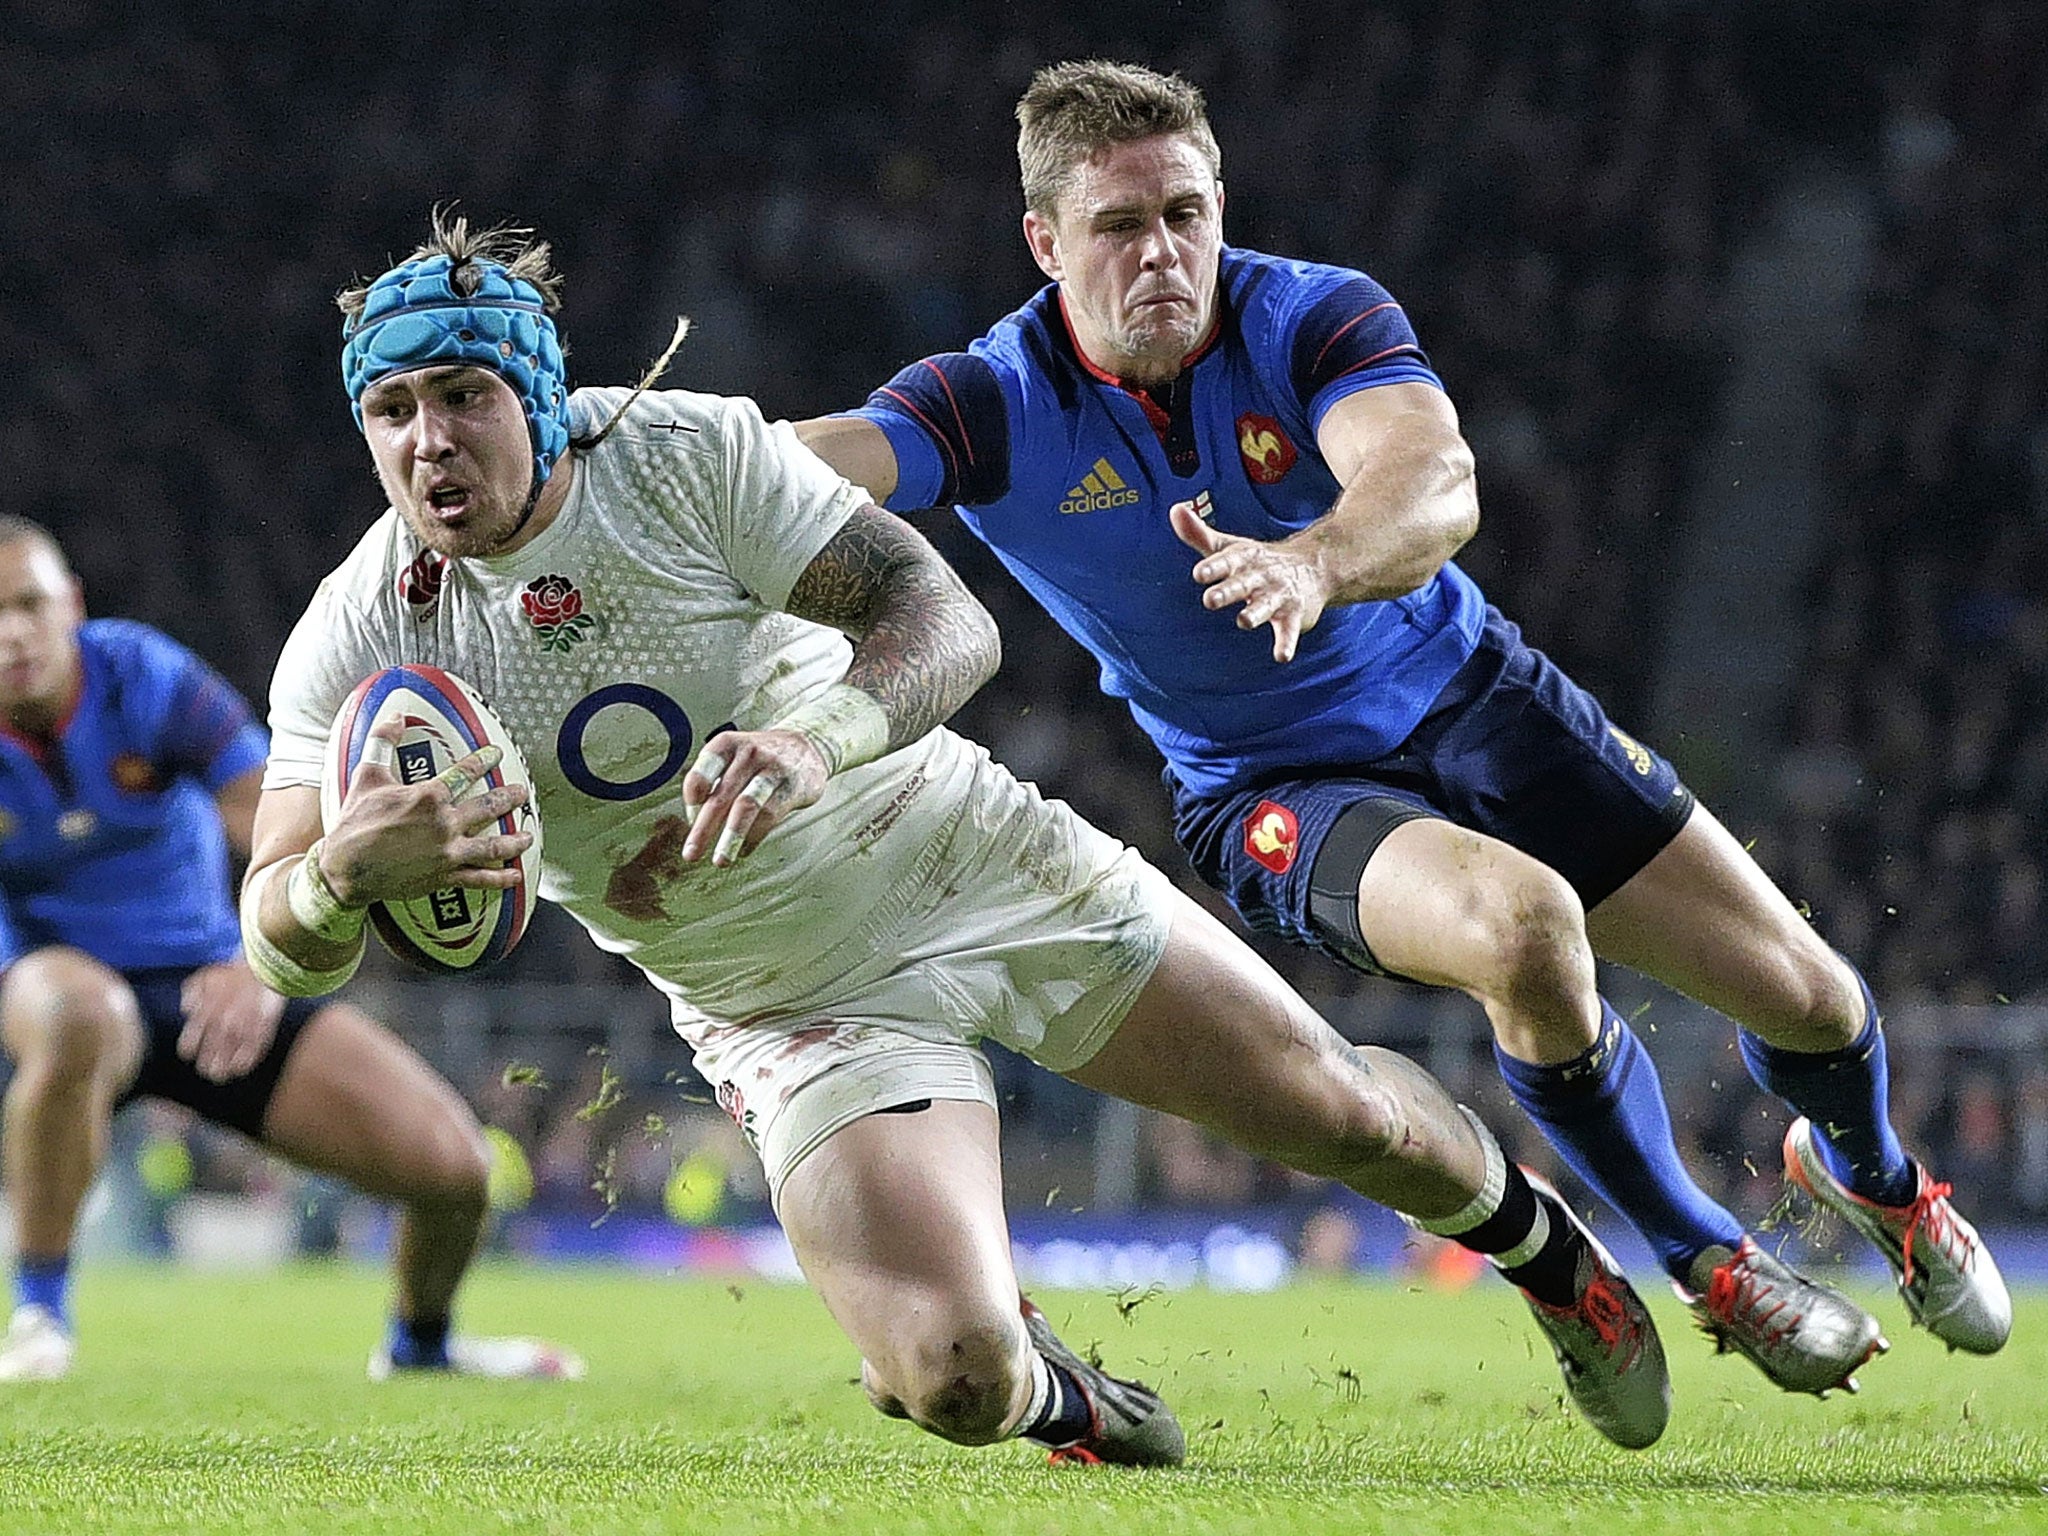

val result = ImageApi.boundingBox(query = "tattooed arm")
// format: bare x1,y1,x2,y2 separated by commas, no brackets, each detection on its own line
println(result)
783,503,1001,749
678,504,1000,865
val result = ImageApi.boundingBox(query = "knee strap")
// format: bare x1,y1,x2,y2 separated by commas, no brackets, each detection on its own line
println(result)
1306,798,1434,972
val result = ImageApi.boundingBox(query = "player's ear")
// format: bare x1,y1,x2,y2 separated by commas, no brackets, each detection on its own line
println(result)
1022,209,1062,281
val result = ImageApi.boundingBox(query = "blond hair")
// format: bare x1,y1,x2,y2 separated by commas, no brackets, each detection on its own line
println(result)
335,204,565,325
1015,60,1221,216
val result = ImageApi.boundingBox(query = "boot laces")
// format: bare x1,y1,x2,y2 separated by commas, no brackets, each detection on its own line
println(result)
1536,1264,1644,1372
1706,1244,1801,1351
1895,1177,1959,1291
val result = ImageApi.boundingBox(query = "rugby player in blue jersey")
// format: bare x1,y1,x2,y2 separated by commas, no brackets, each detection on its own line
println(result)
0,518,577,1382
799,59,2009,1395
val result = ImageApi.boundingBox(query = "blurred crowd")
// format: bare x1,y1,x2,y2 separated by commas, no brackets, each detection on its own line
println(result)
7,1,2047,1243
1764,2,2048,1006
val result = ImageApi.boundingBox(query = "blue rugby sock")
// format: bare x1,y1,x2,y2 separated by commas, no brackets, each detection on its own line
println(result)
15,1254,71,1330
1737,963,1915,1207
1496,1002,1745,1282
386,1313,452,1370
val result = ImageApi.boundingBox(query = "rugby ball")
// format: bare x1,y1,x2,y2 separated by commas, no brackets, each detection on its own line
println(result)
321,665,542,973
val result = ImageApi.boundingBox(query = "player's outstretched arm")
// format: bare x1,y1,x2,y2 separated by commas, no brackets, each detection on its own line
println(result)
1170,382,1477,662
214,765,264,861
679,503,1001,866
172,765,288,1081
794,416,900,505
1305,381,1478,603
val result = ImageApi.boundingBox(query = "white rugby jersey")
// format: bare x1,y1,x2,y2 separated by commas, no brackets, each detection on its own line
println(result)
266,386,985,1024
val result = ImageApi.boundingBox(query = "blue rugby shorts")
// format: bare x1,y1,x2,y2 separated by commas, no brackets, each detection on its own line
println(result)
1169,608,1695,977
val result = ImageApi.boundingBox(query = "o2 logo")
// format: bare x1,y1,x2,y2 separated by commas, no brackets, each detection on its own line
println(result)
557,683,725,802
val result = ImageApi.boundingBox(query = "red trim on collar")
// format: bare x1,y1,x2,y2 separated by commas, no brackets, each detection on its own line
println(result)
1056,290,1221,389
0,661,82,762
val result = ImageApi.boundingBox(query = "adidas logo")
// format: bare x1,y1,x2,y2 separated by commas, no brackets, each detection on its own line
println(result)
1058,457,1143,515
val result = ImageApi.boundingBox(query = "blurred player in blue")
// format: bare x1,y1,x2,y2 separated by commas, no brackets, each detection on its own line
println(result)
0,517,578,1383
799,59,2010,1395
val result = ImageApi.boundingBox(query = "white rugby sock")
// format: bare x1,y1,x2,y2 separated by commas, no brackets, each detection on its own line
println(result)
1016,1352,1056,1439
1410,1106,1510,1238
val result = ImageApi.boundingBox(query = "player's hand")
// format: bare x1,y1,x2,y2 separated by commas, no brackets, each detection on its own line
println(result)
678,727,831,867
178,959,288,1084
319,719,533,904
1170,499,1330,663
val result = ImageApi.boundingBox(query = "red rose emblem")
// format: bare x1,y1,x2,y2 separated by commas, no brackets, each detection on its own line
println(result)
521,574,583,627
715,1079,757,1148
716,1079,743,1127
520,574,596,652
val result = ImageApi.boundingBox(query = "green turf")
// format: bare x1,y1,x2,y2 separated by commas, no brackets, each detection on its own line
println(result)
0,1264,2041,1534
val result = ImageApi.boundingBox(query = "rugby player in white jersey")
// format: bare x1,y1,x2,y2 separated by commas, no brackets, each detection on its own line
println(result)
242,210,1678,1459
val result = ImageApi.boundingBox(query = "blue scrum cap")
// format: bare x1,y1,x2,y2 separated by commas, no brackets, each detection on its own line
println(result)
341,254,570,493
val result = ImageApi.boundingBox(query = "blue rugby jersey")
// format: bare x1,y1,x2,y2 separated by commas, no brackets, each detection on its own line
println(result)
0,620,268,970
845,246,1486,796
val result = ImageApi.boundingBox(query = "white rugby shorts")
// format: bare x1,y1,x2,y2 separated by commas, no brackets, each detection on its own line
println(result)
675,746,1175,1205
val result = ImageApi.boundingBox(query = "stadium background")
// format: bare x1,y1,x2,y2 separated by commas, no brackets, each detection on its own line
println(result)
5,0,2046,1289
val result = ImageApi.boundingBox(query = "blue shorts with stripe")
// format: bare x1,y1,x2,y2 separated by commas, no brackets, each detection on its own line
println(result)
1169,608,1695,976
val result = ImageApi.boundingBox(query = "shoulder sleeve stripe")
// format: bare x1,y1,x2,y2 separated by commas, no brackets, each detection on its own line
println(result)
876,386,962,497
1289,273,1434,413
1311,303,1400,378
1325,342,1428,382
862,352,1011,507
918,359,976,470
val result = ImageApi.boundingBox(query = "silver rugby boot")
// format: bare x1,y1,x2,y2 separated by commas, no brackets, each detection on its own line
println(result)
1783,1116,2010,1355
1680,1236,1886,1395
1513,1170,1670,1449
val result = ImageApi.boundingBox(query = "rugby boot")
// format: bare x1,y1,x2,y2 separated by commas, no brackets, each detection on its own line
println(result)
1783,1116,2010,1355
0,1304,73,1382
1514,1171,1670,1449
1021,1297,1185,1466
369,1334,586,1381
1680,1236,1886,1395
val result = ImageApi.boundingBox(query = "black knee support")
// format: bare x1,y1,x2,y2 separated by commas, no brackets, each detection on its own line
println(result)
1306,798,1435,976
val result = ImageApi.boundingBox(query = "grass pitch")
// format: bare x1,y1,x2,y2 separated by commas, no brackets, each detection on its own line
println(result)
0,1265,2041,1534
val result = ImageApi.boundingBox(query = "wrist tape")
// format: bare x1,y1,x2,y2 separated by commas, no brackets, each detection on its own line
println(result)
240,860,364,997
772,683,890,776
286,840,368,943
